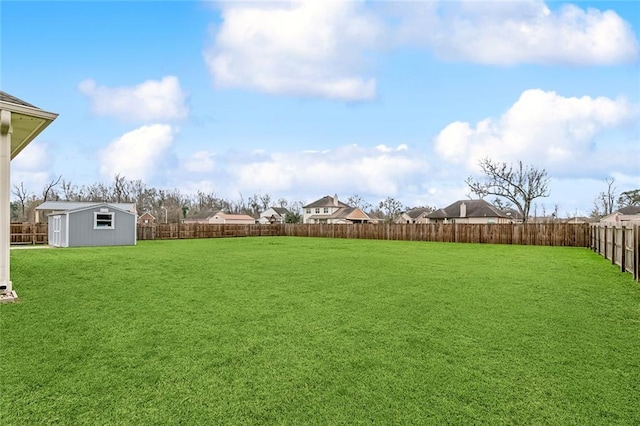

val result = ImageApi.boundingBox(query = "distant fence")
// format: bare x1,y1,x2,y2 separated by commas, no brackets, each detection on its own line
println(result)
138,222,589,246
590,223,640,282
12,222,590,248
281,223,590,246
137,223,281,240
10,223,48,245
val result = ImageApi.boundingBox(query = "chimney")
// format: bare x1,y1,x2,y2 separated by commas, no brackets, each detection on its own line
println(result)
460,202,466,218
333,194,339,206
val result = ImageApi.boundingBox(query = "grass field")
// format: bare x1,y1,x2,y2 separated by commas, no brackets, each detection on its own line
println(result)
1,237,639,424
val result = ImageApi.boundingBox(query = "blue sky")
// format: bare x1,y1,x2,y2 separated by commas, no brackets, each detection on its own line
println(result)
3,0,639,215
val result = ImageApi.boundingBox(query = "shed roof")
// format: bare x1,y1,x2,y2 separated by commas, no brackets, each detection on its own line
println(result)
52,202,136,216
37,201,136,213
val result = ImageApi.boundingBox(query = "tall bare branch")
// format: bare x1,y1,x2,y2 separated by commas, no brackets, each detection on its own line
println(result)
465,158,550,222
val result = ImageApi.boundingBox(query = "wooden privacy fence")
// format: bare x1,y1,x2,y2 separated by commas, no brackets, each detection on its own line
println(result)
590,223,640,281
10,223,48,245
137,223,281,240
13,222,590,247
137,222,589,246
280,223,590,246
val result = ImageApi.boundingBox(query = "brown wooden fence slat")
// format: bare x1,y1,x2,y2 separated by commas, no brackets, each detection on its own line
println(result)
590,223,639,282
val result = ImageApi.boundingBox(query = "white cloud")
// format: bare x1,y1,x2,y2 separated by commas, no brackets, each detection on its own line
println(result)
230,143,428,197
78,76,188,121
182,150,216,173
9,143,52,196
393,0,638,65
204,0,380,100
434,89,638,177
99,124,176,182
11,142,48,171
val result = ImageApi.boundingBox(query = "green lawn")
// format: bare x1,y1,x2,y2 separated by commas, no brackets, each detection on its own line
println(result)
1,237,639,425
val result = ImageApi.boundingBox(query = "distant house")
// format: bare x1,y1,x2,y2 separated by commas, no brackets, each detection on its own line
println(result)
397,207,433,224
303,195,372,224
600,206,640,225
44,202,137,248
258,207,291,224
427,199,513,224
183,210,255,225
502,208,524,223
563,216,595,224
138,212,156,225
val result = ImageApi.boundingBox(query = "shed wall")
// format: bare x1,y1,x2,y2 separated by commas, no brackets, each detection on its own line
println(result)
67,207,136,247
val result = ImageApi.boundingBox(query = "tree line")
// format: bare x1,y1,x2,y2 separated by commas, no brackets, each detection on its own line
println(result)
9,173,426,224
11,159,638,224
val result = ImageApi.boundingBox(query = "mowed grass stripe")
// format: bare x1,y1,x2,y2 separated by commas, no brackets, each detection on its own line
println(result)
1,237,639,424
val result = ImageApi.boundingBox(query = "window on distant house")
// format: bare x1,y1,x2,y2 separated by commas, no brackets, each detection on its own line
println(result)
306,209,311,214
324,208,329,213
315,208,320,214
94,212,115,229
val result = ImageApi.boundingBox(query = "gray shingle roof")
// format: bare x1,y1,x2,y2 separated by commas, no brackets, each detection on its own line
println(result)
405,207,433,219
618,206,640,215
304,195,351,209
271,207,291,215
427,199,509,219
0,91,38,108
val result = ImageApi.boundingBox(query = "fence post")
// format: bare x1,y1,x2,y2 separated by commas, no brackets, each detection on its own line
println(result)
611,225,616,265
634,223,639,282
620,226,626,273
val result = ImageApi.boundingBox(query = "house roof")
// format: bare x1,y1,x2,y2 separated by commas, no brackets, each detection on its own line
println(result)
218,212,255,221
502,208,524,220
0,91,59,160
186,210,255,221
0,92,37,108
36,201,136,213
328,207,370,221
428,199,509,219
404,207,433,219
304,195,351,209
187,210,217,220
618,206,640,215
266,207,290,216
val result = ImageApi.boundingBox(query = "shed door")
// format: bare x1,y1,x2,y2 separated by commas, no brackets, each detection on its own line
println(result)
52,215,61,246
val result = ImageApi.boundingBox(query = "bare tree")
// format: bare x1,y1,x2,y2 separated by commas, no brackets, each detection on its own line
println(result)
379,197,404,222
347,194,372,211
112,174,132,203
41,175,62,202
492,198,512,211
61,179,79,201
465,158,550,222
259,193,271,211
591,177,617,218
11,182,30,221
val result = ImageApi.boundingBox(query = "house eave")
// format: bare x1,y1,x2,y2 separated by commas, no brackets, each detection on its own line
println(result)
0,100,59,160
